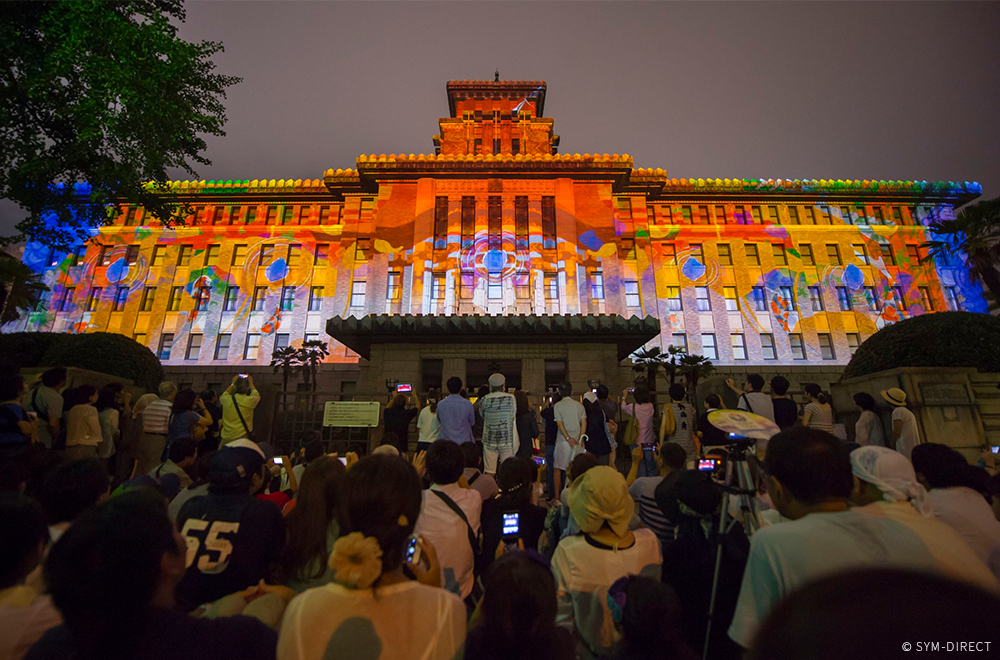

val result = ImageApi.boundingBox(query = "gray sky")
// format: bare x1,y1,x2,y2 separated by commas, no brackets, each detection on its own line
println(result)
4,1,999,236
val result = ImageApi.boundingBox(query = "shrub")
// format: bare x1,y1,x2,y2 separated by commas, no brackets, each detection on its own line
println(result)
0,332,64,369
40,332,163,391
843,312,1000,380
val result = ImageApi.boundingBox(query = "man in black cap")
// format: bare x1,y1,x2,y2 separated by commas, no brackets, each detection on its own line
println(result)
174,439,285,612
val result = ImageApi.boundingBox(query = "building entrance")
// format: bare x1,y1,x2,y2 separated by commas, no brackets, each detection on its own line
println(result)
466,359,522,392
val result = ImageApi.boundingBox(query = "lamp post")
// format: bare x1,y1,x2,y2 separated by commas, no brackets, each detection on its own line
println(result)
588,379,602,393
385,378,398,403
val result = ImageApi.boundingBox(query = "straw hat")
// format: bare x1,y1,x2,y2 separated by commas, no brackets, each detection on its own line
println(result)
880,387,907,407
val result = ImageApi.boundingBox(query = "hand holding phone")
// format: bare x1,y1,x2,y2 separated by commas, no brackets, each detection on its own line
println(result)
405,537,422,566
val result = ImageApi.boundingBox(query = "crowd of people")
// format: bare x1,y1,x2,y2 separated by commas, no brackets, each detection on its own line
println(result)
2,366,1000,660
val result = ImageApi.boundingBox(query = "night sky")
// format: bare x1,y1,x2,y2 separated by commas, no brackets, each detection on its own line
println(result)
3,1,999,237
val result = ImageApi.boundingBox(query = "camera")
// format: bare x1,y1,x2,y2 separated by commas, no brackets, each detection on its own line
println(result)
698,458,720,472
396,383,412,393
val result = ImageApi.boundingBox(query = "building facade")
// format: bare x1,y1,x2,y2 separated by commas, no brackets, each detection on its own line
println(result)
11,79,986,378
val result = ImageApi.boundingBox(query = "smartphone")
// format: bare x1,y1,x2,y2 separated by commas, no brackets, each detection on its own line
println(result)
641,443,655,453
396,383,412,393
698,458,717,472
272,457,282,465
628,387,635,393
592,388,598,393
532,456,545,466
502,512,520,540
405,537,421,566
238,373,249,378
338,456,348,465
992,446,999,455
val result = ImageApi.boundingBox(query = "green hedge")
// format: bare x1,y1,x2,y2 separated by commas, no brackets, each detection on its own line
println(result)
0,332,163,390
843,312,1000,380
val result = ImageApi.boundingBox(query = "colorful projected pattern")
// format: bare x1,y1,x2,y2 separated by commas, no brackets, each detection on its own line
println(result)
8,79,987,367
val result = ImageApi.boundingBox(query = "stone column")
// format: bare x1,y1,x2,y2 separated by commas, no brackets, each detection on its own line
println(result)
443,357,467,391
522,357,546,401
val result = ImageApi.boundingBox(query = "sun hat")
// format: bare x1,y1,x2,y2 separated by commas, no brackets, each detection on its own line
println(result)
880,387,907,407
488,373,506,388
568,465,635,547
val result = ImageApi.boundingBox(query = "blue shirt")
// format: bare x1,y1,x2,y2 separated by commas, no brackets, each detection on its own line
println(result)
435,394,475,444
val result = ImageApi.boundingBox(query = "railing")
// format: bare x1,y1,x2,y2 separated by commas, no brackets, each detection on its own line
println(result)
270,389,373,457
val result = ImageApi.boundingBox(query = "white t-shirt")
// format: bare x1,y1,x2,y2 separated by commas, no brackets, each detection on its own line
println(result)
277,580,465,660
892,406,920,458
552,528,663,657
728,501,998,648
414,483,482,599
553,398,586,444
0,585,62,660
737,392,775,422
926,487,1000,580
854,410,885,447
416,406,440,444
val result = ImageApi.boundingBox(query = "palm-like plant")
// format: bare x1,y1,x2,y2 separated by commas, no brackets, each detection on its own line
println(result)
0,252,49,324
677,353,715,405
921,197,1000,310
631,345,686,392
270,346,299,395
297,340,330,392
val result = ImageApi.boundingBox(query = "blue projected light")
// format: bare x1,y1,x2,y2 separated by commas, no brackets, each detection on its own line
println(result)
265,258,289,282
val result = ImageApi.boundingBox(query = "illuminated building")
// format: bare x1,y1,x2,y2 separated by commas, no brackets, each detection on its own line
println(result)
10,78,986,389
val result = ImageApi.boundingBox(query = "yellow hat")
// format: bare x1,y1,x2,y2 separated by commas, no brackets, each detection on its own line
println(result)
880,387,907,407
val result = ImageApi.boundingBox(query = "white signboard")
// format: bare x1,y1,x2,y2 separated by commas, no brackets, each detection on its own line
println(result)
323,400,381,428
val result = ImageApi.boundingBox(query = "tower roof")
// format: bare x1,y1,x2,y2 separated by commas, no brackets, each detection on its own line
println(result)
446,79,547,117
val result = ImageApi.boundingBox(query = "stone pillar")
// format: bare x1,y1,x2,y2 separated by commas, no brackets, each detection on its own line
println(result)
522,357,545,401
443,357,467,391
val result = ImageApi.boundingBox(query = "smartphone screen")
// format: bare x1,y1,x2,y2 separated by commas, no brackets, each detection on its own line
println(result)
238,373,249,378
405,537,418,563
396,383,412,393
992,446,999,455
338,456,348,465
272,457,282,465
502,512,520,537
532,456,545,466
698,459,716,472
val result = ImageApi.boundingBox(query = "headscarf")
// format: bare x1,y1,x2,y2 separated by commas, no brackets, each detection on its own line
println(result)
850,445,931,515
567,465,635,545
132,393,158,419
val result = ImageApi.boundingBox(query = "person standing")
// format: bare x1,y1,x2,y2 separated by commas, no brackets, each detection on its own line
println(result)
383,391,419,455
199,389,223,453
659,384,698,464
727,374,775,423
22,368,66,450
436,377,476,445
582,391,612,465
769,376,798,430
881,388,921,459
64,386,102,462
801,384,835,433
480,374,518,475
552,383,586,503
416,390,441,454
0,371,37,493
853,392,885,447
136,382,176,475
621,387,657,477
514,390,539,460
595,385,619,466
696,393,727,449
95,386,127,472
540,393,560,499
626,442,687,550
220,375,261,445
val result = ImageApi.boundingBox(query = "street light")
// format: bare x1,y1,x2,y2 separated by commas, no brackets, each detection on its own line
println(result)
385,378,398,402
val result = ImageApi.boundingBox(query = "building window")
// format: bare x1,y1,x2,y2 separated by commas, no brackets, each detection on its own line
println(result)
71,245,86,266
779,286,796,310
223,286,238,312
244,333,260,360
98,246,112,266
624,280,640,308
158,333,174,360
772,244,787,266
511,138,519,155
767,206,780,224
723,286,739,311
818,333,835,360
864,286,881,311
434,196,449,249
252,286,267,312
717,244,732,266
789,333,806,359
232,245,248,266
826,244,841,265
167,286,182,312
696,206,709,224
690,243,704,262
787,206,800,224
492,137,501,154
544,274,559,301
124,245,140,265
799,244,814,266
751,286,766,312
660,207,672,224
177,246,191,267
715,206,727,224
215,334,231,360
745,244,760,266
847,333,861,356
917,287,932,311
695,286,711,312
761,333,777,360
265,206,278,224
458,197,476,249
186,334,203,360
354,238,370,262
541,196,556,249
151,246,166,267
892,286,905,309
259,245,274,267
243,207,256,224
667,286,682,311
839,206,852,224
280,286,295,311
892,207,903,224
808,286,824,312
304,333,320,344
617,198,633,220
314,243,329,265
459,271,475,300
487,196,502,250
701,334,718,361
298,206,310,224
591,270,605,300
751,207,763,224
906,244,922,263
488,280,502,300
308,287,323,312
879,244,895,265
836,286,853,311
514,196,528,250
140,287,155,312
205,245,220,267
386,271,401,301
60,287,75,311
432,273,446,301
515,279,530,300
274,333,290,351
731,334,747,360
873,207,885,224
212,207,225,225
112,286,128,311
944,286,961,310
350,281,366,308
852,244,868,264
319,206,332,223
661,243,677,265
671,333,688,353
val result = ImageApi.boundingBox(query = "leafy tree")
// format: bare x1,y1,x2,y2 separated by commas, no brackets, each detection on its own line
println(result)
921,197,1000,310
631,345,685,391
0,0,240,248
0,251,48,323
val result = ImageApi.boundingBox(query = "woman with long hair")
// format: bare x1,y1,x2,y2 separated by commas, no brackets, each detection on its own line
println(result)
64,385,101,461
514,390,539,460
383,392,418,454
416,389,441,454
853,392,885,447
481,457,548,573
167,388,212,446
94,385,126,470
277,454,465,660
801,383,835,433
278,456,346,592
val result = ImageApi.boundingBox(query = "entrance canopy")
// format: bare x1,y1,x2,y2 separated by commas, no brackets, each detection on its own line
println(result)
326,314,661,361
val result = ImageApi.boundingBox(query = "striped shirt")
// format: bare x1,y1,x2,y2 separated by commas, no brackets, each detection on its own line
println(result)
629,476,675,549
143,399,173,434
480,392,517,452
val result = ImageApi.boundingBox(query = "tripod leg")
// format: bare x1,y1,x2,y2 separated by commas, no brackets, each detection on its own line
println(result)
704,492,730,660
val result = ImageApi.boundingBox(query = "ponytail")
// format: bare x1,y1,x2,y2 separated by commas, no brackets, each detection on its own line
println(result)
804,383,827,405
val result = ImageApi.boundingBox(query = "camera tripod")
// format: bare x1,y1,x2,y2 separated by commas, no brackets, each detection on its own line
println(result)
702,438,762,660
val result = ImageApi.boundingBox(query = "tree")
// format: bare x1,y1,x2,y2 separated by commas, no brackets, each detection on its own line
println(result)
270,346,299,396
0,0,241,248
0,251,48,324
921,197,1000,311
631,345,686,391
297,340,330,393
677,353,715,405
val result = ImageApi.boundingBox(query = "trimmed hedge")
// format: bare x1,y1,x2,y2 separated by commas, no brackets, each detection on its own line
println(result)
0,332,163,390
843,312,1000,380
